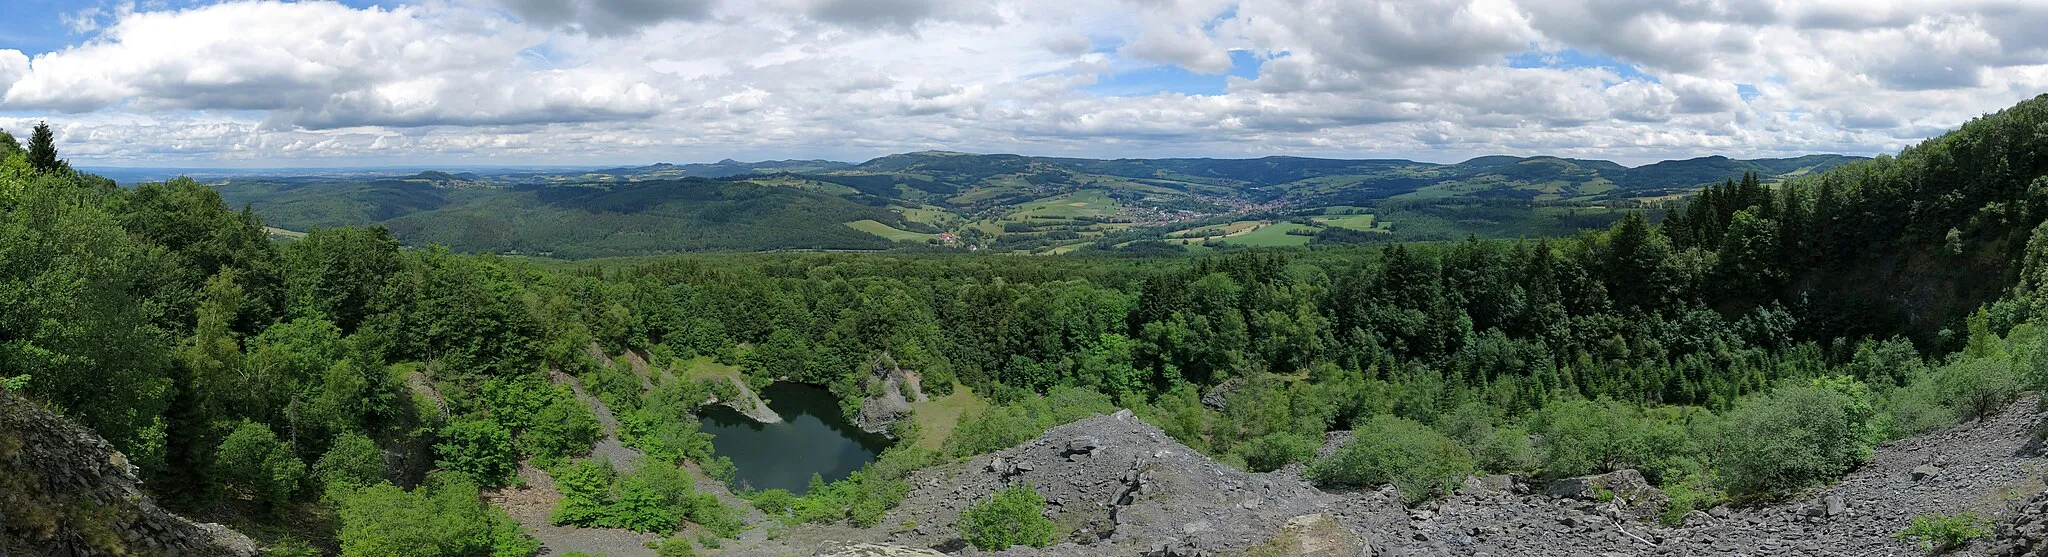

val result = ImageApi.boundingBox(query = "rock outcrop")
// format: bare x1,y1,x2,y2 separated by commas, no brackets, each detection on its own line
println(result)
853,354,925,435
707,374,783,424
0,391,258,557
876,409,1337,556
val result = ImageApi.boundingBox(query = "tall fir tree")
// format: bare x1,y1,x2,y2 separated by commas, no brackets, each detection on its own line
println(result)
27,121,65,173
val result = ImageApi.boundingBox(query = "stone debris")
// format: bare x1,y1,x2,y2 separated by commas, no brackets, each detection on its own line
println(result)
1,391,258,557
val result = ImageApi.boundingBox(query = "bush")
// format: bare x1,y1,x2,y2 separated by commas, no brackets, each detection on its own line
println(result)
651,537,698,557
212,421,305,510
1712,385,1872,498
1878,374,1955,440
748,488,796,515
1306,415,1474,505
334,474,539,557
1531,399,1637,478
314,432,386,490
550,457,742,536
942,386,1115,458
1238,431,1316,472
960,483,1057,551
1937,357,2022,421
1656,472,1724,526
1896,512,1988,553
435,417,518,487
1436,402,1533,473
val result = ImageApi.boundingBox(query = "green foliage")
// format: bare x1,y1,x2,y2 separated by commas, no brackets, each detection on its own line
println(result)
1712,385,1873,498
211,421,305,511
549,457,742,537
789,446,933,527
27,122,64,173
314,432,387,490
1656,472,1725,526
1895,512,1989,553
1306,415,1474,505
481,377,599,466
960,483,1058,551
0,374,27,390
942,386,1116,458
747,488,796,515
1239,431,1317,473
1936,357,2022,421
435,417,518,487
1435,402,1534,473
333,474,539,557
650,537,698,557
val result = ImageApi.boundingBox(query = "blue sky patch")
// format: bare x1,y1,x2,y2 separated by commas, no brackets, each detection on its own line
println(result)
1083,50,1265,97
1508,48,1655,83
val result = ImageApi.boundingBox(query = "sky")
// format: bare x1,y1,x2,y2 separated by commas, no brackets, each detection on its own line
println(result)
1,0,2046,167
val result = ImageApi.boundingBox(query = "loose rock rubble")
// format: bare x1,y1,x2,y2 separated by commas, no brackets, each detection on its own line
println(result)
724,396,2048,556
0,391,259,557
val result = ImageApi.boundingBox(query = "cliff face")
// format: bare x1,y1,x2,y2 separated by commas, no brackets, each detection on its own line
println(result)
0,391,258,557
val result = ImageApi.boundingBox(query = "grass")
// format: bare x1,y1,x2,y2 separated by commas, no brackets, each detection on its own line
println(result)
1167,220,1261,239
677,356,746,382
1312,214,1379,231
1007,189,1117,220
1224,222,1316,246
910,384,988,450
845,220,938,242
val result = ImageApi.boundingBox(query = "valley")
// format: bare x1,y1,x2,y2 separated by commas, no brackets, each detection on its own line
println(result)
190,151,1864,258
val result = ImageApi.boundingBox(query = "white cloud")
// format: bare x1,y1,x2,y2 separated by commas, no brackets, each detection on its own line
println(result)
0,0,2044,166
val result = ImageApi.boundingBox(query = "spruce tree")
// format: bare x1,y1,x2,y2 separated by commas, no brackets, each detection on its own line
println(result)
27,122,63,173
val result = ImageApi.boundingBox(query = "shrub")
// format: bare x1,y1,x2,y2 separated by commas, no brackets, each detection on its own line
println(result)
1436,402,1533,473
1937,357,2022,421
314,432,386,490
1238,431,1317,472
960,483,1057,551
335,474,539,557
748,488,795,515
435,417,518,487
651,538,698,557
1712,385,1872,498
942,386,1115,458
1878,374,1955,440
550,457,742,536
1532,398,1644,479
212,421,305,510
1896,512,1988,553
1656,472,1725,526
1305,415,1474,505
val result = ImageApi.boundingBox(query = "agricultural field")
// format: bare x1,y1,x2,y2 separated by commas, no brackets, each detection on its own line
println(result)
1224,222,1317,246
1007,189,1119,220
845,219,938,242
1312,213,1380,231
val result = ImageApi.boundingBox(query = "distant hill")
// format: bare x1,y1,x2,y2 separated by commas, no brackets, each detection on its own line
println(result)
215,151,1865,257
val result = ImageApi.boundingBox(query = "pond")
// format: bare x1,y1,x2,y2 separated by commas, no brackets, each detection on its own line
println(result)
698,382,892,494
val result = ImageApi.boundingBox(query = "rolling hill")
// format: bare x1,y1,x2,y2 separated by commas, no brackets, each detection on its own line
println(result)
211,151,1865,257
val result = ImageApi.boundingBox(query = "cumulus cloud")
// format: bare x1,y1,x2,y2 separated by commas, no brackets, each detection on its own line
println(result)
493,0,715,36
1,0,2045,166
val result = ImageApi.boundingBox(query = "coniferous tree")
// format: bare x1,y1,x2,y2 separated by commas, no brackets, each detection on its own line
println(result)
27,122,65,173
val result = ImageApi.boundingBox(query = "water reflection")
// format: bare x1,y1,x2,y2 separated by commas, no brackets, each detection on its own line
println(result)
698,382,892,494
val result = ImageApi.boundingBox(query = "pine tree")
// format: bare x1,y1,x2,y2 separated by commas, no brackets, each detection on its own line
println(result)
27,122,64,173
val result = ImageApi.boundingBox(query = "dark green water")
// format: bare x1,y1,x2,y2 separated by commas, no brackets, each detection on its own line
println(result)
698,382,891,494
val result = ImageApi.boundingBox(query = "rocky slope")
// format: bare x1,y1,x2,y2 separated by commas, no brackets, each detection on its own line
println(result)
0,390,258,557
760,397,2048,557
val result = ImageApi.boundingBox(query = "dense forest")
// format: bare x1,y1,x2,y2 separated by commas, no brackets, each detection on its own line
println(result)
6,95,2048,555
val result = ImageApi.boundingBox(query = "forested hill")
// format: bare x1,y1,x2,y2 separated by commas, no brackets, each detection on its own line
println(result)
5,96,2048,556
208,149,1865,258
